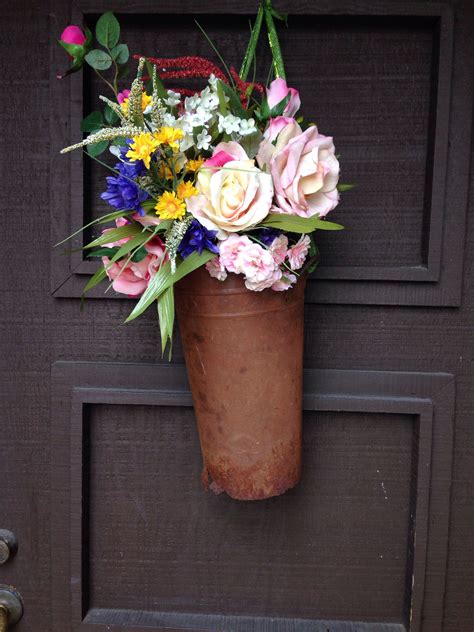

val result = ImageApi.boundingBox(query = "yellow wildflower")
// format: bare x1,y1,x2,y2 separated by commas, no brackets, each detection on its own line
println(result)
126,133,160,169
186,157,205,172
120,92,153,116
177,181,198,199
155,191,186,220
154,127,184,151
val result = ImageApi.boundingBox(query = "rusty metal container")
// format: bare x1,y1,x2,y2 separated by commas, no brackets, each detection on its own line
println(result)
175,266,305,501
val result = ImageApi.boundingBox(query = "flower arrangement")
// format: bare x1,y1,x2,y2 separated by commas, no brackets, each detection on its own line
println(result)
58,3,349,358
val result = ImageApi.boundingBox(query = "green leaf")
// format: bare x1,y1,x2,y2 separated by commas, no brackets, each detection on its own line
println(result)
87,247,120,258
259,213,344,233
269,93,290,118
82,265,107,295
103,104,119,125
84,223,142,250
117,64,129,80
239,130,263,159
110,43,129,64
131,246,148,262
216,80,229,115
86,140,109,156
337,183,356,192
125,250,215,323
95,11,120,48
157,285,175,360
219,81,247,118
58,40,85,60
80,110,103,133
105,231,151,265
54,210,133,247
85,49,112,71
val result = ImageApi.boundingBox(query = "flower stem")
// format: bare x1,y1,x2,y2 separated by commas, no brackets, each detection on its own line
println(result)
263,0,286,80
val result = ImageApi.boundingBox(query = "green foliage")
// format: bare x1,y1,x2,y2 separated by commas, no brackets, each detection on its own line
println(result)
110,43,129,64
80,110,103,132
157,286,175,360
86,140,109,156
239,130,263,159
85,49,112,71
337,183,356,192
259,213,344,233
103,104,119,126
95,12,120,48
219,81,247,118
82,265,107,295
125,251,215,323
84,223,142,250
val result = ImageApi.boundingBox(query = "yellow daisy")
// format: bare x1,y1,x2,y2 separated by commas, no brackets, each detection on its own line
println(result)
154,191,186,220
154,127,185,151
126,133,160,169
177,181,198,199
186,157,205,172
120,92,153,116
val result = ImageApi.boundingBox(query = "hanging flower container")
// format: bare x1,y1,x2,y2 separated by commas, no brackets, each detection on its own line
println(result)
176,267,305,500
56,1,350,499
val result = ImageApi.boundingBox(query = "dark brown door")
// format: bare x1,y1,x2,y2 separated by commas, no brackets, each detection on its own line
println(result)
1,0,473,631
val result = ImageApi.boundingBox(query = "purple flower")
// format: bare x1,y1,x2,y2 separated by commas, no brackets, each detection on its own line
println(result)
100,162,149,215
258,228,282,246
178,220,219,259
119,140,146,176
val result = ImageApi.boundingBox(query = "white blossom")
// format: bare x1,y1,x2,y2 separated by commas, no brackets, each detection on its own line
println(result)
164,90,181,107
196,129,212,151
184,95,200,111
217,113,242,135
239,118,257,136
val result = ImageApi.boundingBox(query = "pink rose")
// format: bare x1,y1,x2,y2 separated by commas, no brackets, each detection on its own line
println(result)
101,217,131,247
131,212,162,228
269,125,340,218
102,255,151,297
237,242,282,291
187,145,273,238
202,141,248,170
218,234,252,273
272,272,297,291
144,235,167,258
256,119,302,171
287,235,311,270
266,78,301,117
269,235,289,265
206,257,228,281
264,116,297,143
60,25,86,46
117,89,131,104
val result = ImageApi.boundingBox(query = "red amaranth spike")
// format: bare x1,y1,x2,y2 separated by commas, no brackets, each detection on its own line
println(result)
134,54,228,83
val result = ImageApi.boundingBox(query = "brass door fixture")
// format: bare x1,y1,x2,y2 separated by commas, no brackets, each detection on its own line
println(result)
0,587,23,630
0,532,18,566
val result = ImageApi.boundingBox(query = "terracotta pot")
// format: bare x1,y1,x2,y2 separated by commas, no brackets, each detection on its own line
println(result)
175,266,305,501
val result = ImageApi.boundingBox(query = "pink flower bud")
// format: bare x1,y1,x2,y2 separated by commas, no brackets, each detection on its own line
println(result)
60,25,86,46
266,78,301,117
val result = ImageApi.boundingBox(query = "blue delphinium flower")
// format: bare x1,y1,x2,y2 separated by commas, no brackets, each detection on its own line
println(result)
100,161,149,216
119,140,146,177
178,220,219,259
258,228,282,246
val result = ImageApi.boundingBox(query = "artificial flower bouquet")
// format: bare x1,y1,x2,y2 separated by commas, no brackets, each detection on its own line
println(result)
58,2,349,499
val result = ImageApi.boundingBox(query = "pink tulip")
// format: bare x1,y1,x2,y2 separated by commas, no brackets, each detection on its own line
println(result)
266,78,301,117
60,25,86,46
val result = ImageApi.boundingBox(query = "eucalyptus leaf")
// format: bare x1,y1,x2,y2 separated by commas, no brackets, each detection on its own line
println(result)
80,110,103,133
96,11,120,48
110,43,129,64
85,49,112,71
86,140,109,157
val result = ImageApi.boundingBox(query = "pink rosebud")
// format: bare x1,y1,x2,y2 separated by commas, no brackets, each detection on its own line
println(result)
203,141,249,170
117,89,131,104
206,257,228,281
60,25,86,48
264,116,297,143
266,78,301,117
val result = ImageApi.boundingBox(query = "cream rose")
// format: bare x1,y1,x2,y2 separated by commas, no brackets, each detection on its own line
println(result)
186,142,273,238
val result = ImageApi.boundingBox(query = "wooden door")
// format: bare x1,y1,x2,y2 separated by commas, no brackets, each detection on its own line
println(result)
1,0,473,631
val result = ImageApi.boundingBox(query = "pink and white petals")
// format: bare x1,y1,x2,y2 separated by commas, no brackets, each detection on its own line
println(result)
266,78,301,117
272,272,298,291
187,148,274,237
206,257,228,281
270,125,340,218
287,235,311,270
102,257,150,297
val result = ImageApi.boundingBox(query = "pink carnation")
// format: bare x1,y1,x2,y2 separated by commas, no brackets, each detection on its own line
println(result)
287,235,311,271
269,234,289,265
272,272,298,291
117,89,131,104
238,242,282,291
218,234,252,274
206,257,228,281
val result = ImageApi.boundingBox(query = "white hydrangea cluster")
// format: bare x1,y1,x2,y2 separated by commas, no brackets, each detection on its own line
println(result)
158,75,258,153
